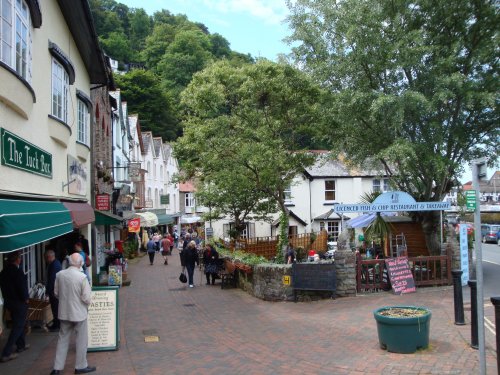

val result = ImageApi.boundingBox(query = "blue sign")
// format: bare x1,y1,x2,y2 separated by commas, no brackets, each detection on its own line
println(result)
459,224,469,286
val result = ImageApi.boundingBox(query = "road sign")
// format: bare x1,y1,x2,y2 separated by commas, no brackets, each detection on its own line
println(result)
465,190,476,211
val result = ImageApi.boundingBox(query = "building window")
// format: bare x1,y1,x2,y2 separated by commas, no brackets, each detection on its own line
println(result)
51,58,69,122
160,166,163,180
155,188,158,207
373,178,390,193
153,163,156,179
0,0,31,81
147,161,151,175
185,193,195,208
77,99,89,145
284,185,292,203
19,245,35,288
147,187,151,201
325,180,335,201
319,221,340,241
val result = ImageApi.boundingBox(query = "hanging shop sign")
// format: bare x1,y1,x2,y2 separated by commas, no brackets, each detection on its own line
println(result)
160,195,169,205
87,286,120,352
128,218,140,233
128,162,142,182
96,194,110,211
0,128,52,178
68,155,87,196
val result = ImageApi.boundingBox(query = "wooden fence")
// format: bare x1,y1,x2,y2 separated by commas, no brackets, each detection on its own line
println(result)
356,248,452,292
235,231,328,260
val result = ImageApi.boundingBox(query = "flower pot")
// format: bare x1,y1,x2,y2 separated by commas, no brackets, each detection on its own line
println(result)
373,306,431,354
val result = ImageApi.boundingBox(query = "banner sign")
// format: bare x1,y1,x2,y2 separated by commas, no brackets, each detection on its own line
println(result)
160,195,169,205
334,202,450,213
459,224,469,286
87,287,119,352
1,128,52,178
96,194,110,211
128,218,140,233
385,257,416,295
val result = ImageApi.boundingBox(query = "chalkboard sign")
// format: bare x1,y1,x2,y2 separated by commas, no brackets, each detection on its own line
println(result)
292,263,336,302
385,257,416,295
87,286,120,351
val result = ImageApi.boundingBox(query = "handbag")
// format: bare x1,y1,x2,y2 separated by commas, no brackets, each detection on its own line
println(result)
179,270,187,283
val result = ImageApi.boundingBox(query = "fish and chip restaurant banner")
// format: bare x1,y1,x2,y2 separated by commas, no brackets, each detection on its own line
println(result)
333,191,451,213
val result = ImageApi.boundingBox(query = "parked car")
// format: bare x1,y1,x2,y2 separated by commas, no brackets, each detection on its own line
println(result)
480,224,500,243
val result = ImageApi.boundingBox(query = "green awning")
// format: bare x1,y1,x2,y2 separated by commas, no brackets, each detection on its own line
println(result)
156,213,174,225
95,210,124,226
0,199,73,253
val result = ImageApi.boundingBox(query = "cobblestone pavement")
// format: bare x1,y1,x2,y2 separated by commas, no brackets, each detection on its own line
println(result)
1,249,498,375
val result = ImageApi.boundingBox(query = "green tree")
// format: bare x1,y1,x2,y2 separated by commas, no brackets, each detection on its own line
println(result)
287,0,499,254
158,29,214,93
194,170,275,243
114,69,179,140
174,60,325,260
128,8,151,54
99,31,132,62
142,23,177,71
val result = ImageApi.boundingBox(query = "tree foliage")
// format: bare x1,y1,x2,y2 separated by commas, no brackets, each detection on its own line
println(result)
174,60,326,253
287,0,499,254
114,69,179,140
90,0,260,143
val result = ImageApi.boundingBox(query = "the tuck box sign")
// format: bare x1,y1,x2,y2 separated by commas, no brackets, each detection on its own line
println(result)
1,128,52,178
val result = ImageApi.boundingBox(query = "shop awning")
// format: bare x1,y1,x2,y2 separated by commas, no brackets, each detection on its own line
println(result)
62,201,95,227
0,199,73,253
156,213,174,225
95,210,124,226
134,212,158,227
180,215,203,224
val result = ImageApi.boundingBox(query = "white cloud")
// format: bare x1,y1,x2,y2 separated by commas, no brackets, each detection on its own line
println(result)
201,0,289,24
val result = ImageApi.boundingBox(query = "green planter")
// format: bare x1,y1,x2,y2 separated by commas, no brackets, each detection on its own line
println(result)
373,306,432,354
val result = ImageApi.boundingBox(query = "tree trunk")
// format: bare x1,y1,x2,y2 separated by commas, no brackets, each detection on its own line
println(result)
419,211,441,256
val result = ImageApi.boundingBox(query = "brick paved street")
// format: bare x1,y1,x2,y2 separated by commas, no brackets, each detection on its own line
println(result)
1,250,497,375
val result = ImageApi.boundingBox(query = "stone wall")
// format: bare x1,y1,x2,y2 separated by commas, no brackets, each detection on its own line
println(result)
234,249,357,302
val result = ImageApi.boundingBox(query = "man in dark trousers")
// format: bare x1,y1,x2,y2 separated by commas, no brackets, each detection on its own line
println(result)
0,251,30,362
45,249,62,332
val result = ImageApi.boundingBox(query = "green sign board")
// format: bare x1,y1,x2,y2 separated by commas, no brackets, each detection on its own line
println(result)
1,128,52,178
465,190,476,211
160,194,170,204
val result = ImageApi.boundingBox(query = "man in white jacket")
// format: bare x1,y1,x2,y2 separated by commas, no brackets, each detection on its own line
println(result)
50,253,95,374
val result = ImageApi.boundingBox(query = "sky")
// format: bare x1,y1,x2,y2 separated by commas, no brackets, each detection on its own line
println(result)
119,0,292,60
118,0,497,184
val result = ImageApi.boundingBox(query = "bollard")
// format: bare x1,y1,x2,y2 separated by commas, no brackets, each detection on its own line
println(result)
491,297,500,374
452,270,465,325
468,280,478,349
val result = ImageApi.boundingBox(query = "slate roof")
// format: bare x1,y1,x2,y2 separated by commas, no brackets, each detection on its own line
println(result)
153,137,162,158
141,131,153,155
163,143,172,161
304,152,385,178
313,209,349,221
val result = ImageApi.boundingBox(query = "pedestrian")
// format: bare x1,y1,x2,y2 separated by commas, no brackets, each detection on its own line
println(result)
0,251,30,363
45,249,62,332
203,244,219,285
182,240,199,288
166,232,174,255
50,253,95,375
153,232,161,252
146,237,156,265
161,234,171,265
180,233,191,267
286,244,296,264
173,229,179,249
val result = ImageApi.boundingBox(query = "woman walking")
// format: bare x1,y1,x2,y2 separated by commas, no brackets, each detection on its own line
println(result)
202,244,219,285
146,237,155,265
182,241,199,288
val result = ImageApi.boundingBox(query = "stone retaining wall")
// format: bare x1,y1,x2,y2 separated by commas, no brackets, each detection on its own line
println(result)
234,249,357,302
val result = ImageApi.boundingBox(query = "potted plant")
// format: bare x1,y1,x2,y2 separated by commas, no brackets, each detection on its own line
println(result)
373,306,431,353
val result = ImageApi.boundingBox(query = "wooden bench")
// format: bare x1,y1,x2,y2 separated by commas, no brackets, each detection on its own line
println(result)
220,259,237,289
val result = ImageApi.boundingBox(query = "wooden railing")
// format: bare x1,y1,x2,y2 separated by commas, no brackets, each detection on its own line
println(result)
234,231,328,260
356,248,452,292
